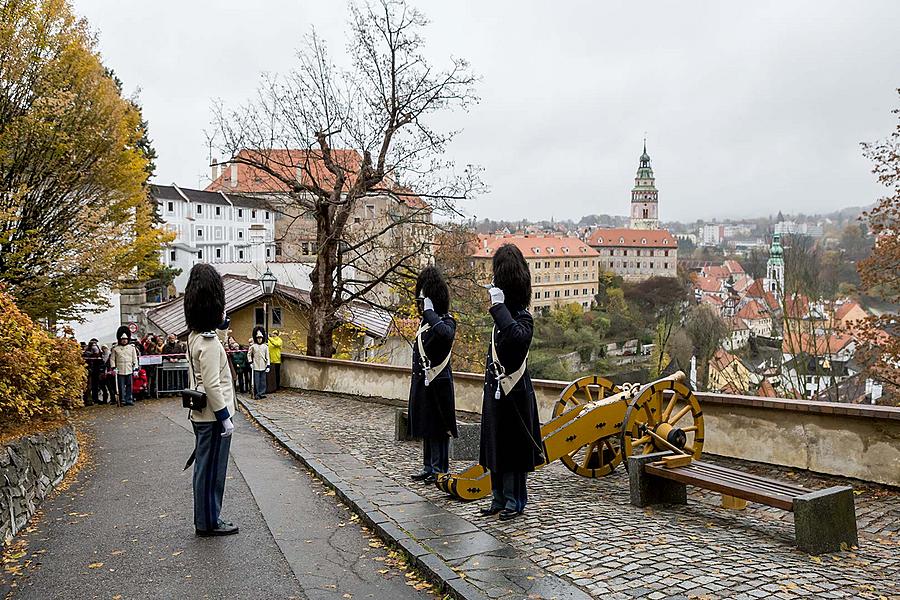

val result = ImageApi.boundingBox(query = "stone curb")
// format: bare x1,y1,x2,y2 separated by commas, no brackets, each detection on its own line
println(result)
238,398,489,600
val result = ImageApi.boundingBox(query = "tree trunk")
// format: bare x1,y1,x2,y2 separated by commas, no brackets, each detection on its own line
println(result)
306,207,339,358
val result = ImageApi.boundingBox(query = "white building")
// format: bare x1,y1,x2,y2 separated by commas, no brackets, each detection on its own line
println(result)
699,224,725,246
151,185,277,292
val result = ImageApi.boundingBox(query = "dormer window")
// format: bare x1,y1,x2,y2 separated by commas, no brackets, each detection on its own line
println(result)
664,239,669,245
642,238,647,245
562,247,569,253
619,237,624,243
548,247,555,254
532,247,540,254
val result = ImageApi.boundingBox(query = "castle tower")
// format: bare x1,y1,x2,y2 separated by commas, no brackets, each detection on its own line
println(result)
629,140,659,230
765,233,785,299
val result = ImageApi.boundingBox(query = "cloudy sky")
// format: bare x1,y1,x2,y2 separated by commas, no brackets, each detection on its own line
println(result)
72,0,899,223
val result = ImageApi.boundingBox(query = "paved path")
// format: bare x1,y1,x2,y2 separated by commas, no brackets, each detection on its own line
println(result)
246,390,900,600
1,399,436,600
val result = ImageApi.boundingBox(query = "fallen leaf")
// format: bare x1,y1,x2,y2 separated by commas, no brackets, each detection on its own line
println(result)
88,562,104,569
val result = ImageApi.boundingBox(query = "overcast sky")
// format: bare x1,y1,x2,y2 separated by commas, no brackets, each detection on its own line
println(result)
72,0,898,223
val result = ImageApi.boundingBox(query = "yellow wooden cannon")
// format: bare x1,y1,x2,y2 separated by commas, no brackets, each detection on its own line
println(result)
435,372,704,500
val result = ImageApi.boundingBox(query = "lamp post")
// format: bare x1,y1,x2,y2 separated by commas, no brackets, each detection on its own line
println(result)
260,267,278,337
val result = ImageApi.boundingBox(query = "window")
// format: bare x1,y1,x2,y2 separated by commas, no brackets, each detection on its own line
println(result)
169,250,176,261
643,209,649,219
215,206,221,217
609,261,614,268
238,230,244,240
272,307,283,327
534,292,541,300
623,250,628,256
302,242,309,255
544,261,550,268
554,290,560,298
554,261,560,268
265,211,270,220
196,204,202,214
215,248,222,259
266,248,271,258
533,262,540,270
650,262,654,269
197,249,203,259
167,201,174,212
564,290,570,297
664,250,669,257
238,208,243,218
197,228,203,237
583,288,588,295
664,262,669,269
564,261,570,268
583,260,588,267
255,307,265,326
238,249,244,260
573,289,579,295
544,291,550,298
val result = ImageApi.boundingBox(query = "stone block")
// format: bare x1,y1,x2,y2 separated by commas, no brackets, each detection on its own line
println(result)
394,408,418,441
793,486,858,555
449,422,480,461
627,451,687,507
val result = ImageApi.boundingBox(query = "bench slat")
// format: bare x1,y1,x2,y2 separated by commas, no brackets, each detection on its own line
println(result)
645,463,797,510
688,461,809,494
685,462,809,496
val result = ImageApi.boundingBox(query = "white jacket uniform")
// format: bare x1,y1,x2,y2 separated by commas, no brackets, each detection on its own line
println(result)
186,332,236,423
248,343,270,371
110,343,140,374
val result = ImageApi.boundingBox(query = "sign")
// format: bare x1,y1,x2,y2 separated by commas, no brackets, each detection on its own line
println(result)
128,322,139,334
140,355,163,366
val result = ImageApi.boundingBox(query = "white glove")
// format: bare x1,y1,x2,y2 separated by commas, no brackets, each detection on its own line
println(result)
489,287,505,305
423,297,434,312
221,417,234,437
265,366,270,373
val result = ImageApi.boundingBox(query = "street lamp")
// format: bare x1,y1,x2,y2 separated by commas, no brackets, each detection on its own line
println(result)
260,267,278,336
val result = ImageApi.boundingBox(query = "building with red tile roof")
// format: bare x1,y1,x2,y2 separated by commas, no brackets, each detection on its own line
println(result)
587,227,677,281
471,234,600,311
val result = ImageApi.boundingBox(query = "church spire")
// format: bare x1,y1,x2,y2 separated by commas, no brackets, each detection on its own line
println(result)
630,139,659,230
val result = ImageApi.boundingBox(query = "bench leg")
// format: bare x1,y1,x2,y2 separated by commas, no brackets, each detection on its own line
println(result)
628,452,687,507
793,486,858,555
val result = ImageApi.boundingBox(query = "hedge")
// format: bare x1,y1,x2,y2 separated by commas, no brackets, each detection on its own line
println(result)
0,290,84,425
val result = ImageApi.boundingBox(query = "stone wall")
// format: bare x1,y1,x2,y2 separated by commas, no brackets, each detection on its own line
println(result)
1,424,79,543
280,354,900,487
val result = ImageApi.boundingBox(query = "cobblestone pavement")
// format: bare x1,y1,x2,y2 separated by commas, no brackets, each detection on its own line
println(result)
249,390,900,600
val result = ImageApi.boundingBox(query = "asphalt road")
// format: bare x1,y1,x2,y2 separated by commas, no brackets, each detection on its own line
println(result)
1,399,435,600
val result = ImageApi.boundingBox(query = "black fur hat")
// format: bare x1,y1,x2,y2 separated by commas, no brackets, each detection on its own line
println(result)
415,266,450,314
184,263,226,333
492,244,531,310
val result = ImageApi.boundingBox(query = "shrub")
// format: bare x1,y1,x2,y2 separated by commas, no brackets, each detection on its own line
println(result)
0,290,84,426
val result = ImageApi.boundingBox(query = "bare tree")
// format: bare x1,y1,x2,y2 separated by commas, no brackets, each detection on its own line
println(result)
684,304,728,391
209,0,481,357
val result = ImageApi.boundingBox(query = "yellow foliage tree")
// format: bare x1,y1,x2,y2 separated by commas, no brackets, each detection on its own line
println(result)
0,0,172,323
0,289,84,428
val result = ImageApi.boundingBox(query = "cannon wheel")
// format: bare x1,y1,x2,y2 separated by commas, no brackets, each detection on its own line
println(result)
552,375,621,477
620,378,704,468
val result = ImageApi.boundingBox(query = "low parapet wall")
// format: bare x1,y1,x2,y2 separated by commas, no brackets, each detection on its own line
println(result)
280,354,900,487
1,423,79,542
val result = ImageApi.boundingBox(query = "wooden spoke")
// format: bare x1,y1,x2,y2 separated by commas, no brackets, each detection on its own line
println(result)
669,404,693,425
583,386,593,404
660,395,678,422
581,442,598,468
631,434,651,447
682,425,699,433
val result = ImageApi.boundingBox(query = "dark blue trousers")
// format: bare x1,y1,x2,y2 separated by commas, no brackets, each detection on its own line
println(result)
116,374,133,405
490,471,528,512
191,420,232,531
422,436,449,474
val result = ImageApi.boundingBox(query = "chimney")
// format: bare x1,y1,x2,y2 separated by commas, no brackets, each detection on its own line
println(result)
210,159,219,181
230,163,238,188
248,223,267,274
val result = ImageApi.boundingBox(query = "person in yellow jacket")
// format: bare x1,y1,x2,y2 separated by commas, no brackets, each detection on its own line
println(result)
268,329,283,391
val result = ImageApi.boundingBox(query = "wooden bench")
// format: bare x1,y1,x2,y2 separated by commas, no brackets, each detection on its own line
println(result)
628,451,858,555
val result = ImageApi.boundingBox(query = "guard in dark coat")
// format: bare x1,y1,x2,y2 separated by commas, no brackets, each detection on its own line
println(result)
479,244,544,521
408,267,458,485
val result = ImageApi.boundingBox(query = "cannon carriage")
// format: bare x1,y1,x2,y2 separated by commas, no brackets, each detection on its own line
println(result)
436,372,704,500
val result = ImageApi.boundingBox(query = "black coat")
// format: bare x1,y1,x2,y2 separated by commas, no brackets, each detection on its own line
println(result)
408,309,458,440
479,303,544,473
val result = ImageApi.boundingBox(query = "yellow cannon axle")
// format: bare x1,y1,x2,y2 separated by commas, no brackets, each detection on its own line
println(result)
436,372,704,501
